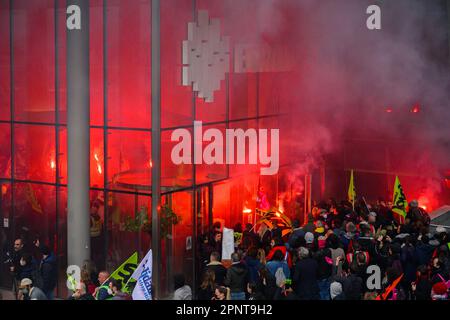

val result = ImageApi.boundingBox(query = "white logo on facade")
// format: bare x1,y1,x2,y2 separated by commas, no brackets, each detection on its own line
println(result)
182,10,230,103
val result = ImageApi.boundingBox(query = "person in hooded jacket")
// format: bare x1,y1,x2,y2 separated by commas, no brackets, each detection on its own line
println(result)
411,265,432,300
224,252,249,300
173,274,192,300
38,245,57,299
244,246,262,283
292,247,320,300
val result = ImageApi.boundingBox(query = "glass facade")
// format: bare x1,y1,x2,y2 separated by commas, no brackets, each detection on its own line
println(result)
0,0,297,298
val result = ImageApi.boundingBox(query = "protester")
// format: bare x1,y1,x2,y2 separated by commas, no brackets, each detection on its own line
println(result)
292,247,320,300
39,245,57,300
69,282,95,301
173,274,192,300
224,252,249,300
197,269,216,300
206,251,227,286
94,271,113,300
109,278,131,300
18,278,47,300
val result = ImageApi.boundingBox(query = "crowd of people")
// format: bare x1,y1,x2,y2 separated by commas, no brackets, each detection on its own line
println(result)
175,198,450,300
2,237,131,300
2,197,449,301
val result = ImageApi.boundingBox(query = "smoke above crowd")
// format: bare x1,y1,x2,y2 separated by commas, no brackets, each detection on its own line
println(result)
218,0,450,205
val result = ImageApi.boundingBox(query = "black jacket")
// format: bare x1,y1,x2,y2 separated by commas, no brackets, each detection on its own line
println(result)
292,258,320,300
224,262,249,293
40,253,57,293
206,262,227,286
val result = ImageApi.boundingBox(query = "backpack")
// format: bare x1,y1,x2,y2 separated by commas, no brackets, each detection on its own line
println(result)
275,267,286,287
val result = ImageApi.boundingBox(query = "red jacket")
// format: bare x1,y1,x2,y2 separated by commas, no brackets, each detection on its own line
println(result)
266,246,292,268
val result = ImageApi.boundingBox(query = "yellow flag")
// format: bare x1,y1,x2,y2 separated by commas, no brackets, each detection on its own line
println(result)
348,170,356,209
392,176,407,224
107,252,138,293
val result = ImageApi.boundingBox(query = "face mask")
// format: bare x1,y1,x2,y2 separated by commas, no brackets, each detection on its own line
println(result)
21,288,29,296
107,288,113,295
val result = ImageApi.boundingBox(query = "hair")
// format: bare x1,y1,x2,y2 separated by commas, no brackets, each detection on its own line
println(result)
40,245,50,256
80,270,92,285
247,282,257,294
247,246,258,259
200,269,215,290
231,252,240,263
174,274,186,290
298,247,309,259
213,222,221,230
257,248,266,265
210,251,221,262
326,233,340,249
272,249,284,261
245,223,253,231
292,219,300,228
215,285,228,298
234,223,243,233
272,237,283,247
20,253,32,265
109,278,122,291
356,252,367,266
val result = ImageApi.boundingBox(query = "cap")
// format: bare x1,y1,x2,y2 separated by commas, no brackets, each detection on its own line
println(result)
20,278,32,288
305,232,314,244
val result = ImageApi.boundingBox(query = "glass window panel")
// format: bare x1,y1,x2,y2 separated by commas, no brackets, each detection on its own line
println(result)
107,191,151,271
13,0,55,123
90,0,103,126
161,129,193,192
228,120,259,178
195,124,227,185
0,123,11,179
90,128,105,188
56,0,67,125
229,73,257,120
14,124,55,183
259,73,282,116
165,191,193,293
161,0,193,129
0,0,10,121
107,130,151,194
106,0,151,129
56,186,67,298
0,181,12,288
13,182,56,247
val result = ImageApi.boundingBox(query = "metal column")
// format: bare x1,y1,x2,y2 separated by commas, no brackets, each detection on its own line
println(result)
66,0,90,268
151,0,161,299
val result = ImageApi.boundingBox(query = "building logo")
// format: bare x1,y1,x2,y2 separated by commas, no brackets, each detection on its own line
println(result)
182,10,230,103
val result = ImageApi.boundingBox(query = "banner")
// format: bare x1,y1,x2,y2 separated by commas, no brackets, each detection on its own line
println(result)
222,227,235,260
132,250,153,300
392,176,407,224
348,170,356,210
107,252,138,294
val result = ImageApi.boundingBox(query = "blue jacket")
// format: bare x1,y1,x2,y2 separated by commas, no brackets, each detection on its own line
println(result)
244,256,262,283
40,253,57,293
266,260,290,279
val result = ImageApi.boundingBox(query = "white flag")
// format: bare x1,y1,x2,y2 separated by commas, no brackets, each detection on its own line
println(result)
132,250,153,300
130,249,152,281
222,227,234,260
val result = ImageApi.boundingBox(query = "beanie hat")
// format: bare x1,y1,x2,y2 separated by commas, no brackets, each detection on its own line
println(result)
305,232,314,244
432,282,448,295
436,226,446,234
330,282,343,300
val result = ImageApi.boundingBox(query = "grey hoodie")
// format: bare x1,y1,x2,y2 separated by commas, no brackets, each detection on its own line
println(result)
173,285,192,300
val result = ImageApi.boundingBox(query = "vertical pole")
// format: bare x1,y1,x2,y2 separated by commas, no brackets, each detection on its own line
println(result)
66,0,90,268
151,0,161,299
